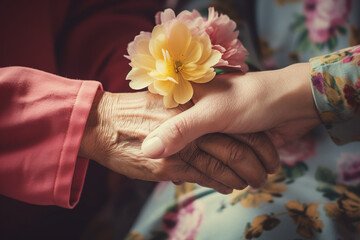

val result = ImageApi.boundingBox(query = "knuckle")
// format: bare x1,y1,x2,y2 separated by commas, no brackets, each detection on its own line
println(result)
245,133,266,147
227,142,245,165
167,116,188,143
203,155,223,176
148,160,170,180
177,143,199,164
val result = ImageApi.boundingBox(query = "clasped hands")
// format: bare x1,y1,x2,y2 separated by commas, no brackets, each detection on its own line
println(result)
79,63,321,194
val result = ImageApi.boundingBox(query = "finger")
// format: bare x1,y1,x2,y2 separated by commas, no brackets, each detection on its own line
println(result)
151,157,233,194
232,133,280,174
196,133,268,188
177,140,247,190
141,103,217,159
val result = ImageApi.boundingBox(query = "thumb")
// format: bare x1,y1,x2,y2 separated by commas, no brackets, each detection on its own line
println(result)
141,104,213,158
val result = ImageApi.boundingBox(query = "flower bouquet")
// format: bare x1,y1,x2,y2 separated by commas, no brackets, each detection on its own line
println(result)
126,7,249,108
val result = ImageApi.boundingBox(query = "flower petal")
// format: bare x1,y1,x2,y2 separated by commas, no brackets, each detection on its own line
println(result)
163,94,178,108
191,70,216,83
136,37,151,55
126,68,154,89
156,8,176,25
131,54,156,71
173,77,193,104
196,36,212,64
148,83,158,94
168,22,192,60
148,70,168,81
154,80,175,96
149,25,168,60
181,64,209,80
126,31,151,57
201,49,222,67
183,40,202,64
155,60,178,83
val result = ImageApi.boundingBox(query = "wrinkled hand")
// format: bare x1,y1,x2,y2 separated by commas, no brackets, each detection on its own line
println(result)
142,62,321,160
79,91,279,191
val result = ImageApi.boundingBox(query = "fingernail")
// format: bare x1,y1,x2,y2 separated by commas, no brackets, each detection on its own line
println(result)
141,137,164,158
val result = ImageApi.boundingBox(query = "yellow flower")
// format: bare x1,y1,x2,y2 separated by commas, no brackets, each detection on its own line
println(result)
325,185,360,223
126,21,221,108
231,171,287,208
244,214,280,240
286,201,324,238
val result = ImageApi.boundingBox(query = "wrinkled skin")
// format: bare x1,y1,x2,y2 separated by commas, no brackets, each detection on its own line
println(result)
79,91,280,192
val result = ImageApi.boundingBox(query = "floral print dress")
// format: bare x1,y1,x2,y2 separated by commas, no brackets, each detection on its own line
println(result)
128,0,360,239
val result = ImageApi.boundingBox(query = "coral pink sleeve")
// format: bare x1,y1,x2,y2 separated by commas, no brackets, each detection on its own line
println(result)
0,67,102,208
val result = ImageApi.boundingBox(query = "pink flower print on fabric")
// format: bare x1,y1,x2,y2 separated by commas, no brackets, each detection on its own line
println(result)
304,0,352,43
162,197,204,240
311,72,325,94
278,135,317,166
338,153,360,185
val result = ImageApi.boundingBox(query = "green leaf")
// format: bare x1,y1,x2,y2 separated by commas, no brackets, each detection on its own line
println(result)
315,166,337,184
282,162,308,180
327,36,338,51
316,43,326,51
338,26,347,35
296,30,310,52
286,179,295,185
290,15,306,31
214,68,227,75
316,182,340,200
329,74,337,89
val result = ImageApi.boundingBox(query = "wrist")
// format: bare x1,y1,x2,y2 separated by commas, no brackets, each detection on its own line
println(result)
78,89,105,159
275,63,321,127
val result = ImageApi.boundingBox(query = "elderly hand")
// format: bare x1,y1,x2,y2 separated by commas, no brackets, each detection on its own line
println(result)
79,91,279,191
141,62,321,164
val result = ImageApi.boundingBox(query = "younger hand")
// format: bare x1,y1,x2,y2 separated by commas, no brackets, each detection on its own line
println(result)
142,63,321,158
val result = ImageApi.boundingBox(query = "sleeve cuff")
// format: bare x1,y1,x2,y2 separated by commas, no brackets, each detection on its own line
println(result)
309,45,360,145
53,80,103,208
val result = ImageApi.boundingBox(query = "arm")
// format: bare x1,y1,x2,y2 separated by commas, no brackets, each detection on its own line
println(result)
0,67,100,208
142,45,360,159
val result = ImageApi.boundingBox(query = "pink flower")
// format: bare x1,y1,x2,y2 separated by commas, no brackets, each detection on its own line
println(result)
155,9,207,36
126,31,151,60
278,135,317,166
353,46,360,54
205,8,248,71
342,56,354,63
162,197,204,240
311,72,325,94
338,153,360,185
155,7,248,72
304,0,352,43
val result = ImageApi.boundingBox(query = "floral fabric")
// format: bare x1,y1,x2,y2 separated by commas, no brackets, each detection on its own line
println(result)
128,0,360,239
310,45,360,144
